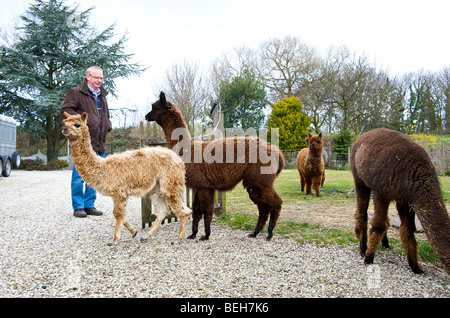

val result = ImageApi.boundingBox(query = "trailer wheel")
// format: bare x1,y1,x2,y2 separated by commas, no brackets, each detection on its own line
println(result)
12,152,21,169
2,157,11,177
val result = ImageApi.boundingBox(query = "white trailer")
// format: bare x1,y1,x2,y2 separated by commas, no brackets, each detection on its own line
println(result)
0,114,20,177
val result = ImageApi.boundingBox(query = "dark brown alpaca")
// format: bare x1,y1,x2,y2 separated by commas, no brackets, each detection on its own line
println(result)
145,92,284,241
296,133,325,196
351,128,450,274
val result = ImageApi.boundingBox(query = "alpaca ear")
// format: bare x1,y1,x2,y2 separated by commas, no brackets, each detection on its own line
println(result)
63,111,71,118
319,132,322,139
160,92,167,107
81,112,87,123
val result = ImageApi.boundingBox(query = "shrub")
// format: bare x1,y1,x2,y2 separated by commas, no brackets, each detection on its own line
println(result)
267,96,311,150
47,159,69,170
332,130,353,154
20,158,47,171
408,133,437,145
19,158,69,171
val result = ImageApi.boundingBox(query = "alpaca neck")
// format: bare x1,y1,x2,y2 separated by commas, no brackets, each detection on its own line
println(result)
69,130,104,181
308,149,322,160
161,111,192,150
412,191,450,274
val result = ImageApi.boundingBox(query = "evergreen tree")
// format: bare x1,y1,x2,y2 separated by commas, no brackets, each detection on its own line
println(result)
218,69,267,131
267,96,311,150
0,0,145,161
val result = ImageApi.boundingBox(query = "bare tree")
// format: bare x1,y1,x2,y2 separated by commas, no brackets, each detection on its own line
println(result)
209,46,258,103
438,66,450,133
158,59,210,127
300,46,348,133
256,36,321,106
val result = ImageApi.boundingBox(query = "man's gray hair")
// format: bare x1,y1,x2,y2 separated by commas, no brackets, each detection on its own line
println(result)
86,66,103,76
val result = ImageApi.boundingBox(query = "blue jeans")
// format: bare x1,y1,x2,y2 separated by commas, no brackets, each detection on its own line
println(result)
71,151,105,209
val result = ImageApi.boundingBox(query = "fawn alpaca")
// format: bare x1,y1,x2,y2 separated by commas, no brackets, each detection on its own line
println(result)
296,133,325,197
146,92,284,241
351,128,450,274
63,112,191,246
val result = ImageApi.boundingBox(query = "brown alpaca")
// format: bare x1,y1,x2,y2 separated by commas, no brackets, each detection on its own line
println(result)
145,92,284,241
62,112,191,246
351,128,450,274
296,133,325,196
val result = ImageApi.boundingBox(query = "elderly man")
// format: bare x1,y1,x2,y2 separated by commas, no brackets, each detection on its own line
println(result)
60,66,112,217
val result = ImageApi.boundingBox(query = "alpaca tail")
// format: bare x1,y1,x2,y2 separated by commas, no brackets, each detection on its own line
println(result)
415,202,450,275
276,150,285,176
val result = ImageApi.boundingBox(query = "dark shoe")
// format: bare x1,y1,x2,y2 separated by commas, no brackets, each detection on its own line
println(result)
84,207,103,216
74,209,87,218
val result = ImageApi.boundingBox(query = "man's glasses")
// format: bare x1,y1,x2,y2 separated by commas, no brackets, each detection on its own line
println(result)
89,75,103,80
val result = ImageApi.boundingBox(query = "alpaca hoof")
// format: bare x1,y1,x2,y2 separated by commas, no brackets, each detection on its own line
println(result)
187,234,196,240
200,235,209,241
107,241,119,246
140,237,148,243
364,255,374,265
411,266,424,274
132,231,138,238
248,233,257,238
266,235,273,241
381,235,390,248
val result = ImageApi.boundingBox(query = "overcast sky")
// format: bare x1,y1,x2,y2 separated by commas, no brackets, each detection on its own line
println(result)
1,0,450,126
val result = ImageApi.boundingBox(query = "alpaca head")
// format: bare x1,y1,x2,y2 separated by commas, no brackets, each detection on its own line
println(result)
306,133,323,154
145,92,180,126
62,112,88,142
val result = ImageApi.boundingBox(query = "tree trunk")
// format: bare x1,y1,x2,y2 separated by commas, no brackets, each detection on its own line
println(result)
46,115,62,163
446,89,450,134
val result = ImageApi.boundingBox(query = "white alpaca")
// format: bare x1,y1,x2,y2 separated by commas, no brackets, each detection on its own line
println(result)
62,112,191,246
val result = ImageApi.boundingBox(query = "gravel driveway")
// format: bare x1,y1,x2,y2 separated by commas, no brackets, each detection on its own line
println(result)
0,170,449,298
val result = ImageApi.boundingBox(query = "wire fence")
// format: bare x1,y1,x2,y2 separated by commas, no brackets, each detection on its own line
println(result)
282,142,450,176
282,147,349,170
108,142,450,176
103,121,450,176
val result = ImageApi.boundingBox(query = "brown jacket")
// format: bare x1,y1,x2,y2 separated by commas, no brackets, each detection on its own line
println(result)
60,79,112,152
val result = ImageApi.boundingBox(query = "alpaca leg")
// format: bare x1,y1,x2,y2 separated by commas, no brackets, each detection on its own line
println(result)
176,212,189,243
397,203,423,274
305,177,312,195
246,186,276,239
202,210,213,241
266,191,283,241
166,195,192,243
159,175,193,243
321,171,325,187
200,190,215,241
354,181,371,257
141,191,169,242
188,189,215,240
249,203,270,238
124,221,138,238
299,171,305,192
312,175,322,197
188,191,202,240
109,198,127,246
173,203,191,243
364,193,390,265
